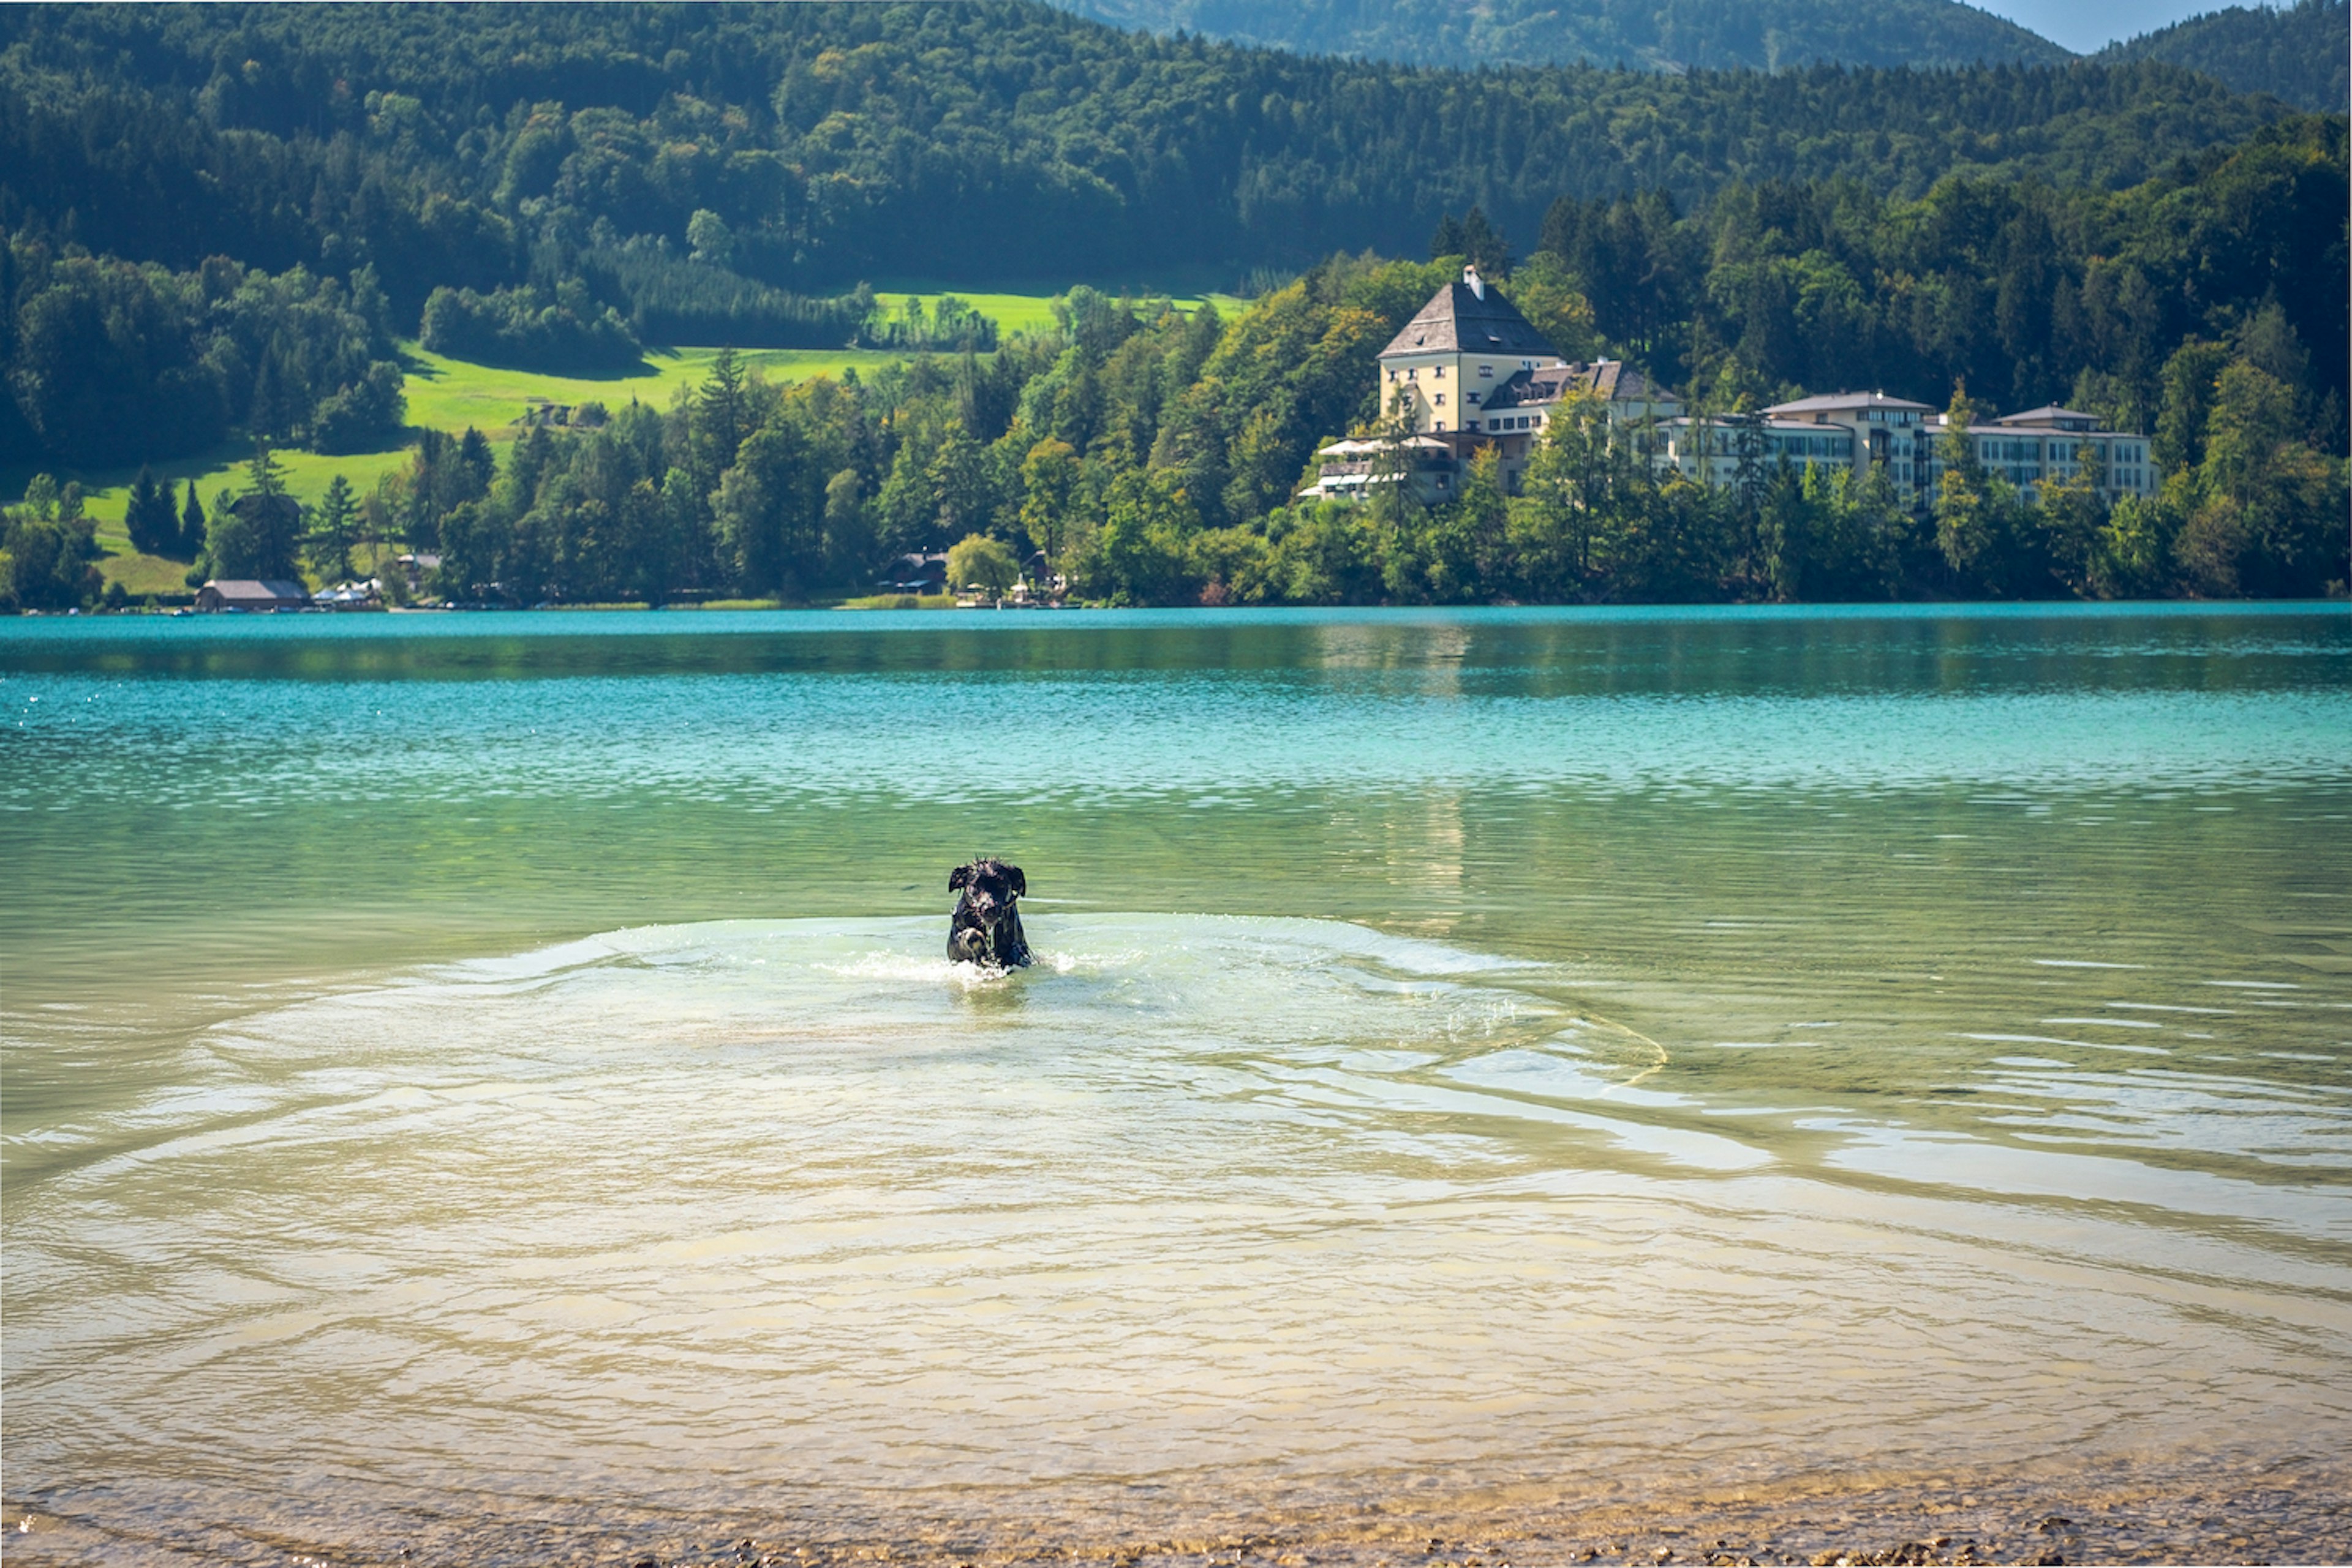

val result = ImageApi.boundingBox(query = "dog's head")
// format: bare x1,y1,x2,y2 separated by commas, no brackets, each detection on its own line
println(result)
949,858,1025,929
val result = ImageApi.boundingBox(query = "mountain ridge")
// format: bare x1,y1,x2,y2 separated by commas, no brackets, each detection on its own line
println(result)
1047,0,2071,73
1048,0,2348,108
2097,0,2347,112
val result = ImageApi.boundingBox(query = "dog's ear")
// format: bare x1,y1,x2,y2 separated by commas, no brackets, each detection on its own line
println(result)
1008,866,1025,897
949,865,971,891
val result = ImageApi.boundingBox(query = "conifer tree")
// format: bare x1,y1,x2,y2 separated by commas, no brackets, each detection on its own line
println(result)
125,466,169,554
247,439,288,497
179,480,208,559
1430,209,1511,276
251,357,281,440
458,428,496,496
306,473,358,582
1457,207,1512,277
697,347,747,477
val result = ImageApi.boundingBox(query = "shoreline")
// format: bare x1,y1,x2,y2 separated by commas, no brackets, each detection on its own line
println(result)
7,1460,2345,1568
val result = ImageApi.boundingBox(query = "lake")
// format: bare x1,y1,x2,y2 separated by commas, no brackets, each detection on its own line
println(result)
4,605,2349,1567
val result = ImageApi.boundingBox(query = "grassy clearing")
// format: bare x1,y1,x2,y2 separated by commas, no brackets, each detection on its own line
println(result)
398,341,908,435
26,343,902,593
22,340,905,520
872,290,1063,338
59,447,423,595
870,286,1250,337
23,283,1264,594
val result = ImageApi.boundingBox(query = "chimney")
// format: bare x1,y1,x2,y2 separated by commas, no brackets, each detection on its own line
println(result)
1463,263,1483,300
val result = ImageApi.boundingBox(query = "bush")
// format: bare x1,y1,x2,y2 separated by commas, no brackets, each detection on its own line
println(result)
579,248,871,349
420,282,642,374
309,362,409,453
860,295,998,353
1,510,102,610
947,532,1019,595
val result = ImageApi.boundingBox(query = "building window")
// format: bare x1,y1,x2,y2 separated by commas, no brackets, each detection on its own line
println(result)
1435,394,1446,407
1433,366,1446,378
1479,364,1493,377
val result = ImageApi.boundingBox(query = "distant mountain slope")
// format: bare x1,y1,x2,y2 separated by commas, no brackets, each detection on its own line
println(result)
0,0,2292,298
2100,0,2348,112
1049,0,2071,70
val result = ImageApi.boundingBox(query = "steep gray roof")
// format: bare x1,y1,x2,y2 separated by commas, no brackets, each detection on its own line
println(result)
1381,279,1558,358
203,579,310,603
1479,360,1668,410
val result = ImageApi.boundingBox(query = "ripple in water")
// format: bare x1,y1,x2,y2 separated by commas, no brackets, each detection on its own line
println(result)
8,916,2350,1562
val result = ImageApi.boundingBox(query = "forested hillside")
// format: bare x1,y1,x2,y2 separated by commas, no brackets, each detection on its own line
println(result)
1540,116,2347,433
1,2,2342,611
0,0,2288,306
2100,0,2348,114
1054,0,2066,72
12,116,2339,612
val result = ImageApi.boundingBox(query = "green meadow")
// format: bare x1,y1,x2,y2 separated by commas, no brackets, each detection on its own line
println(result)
395,342,908,437
870,284,1245,336
40,285,1256,595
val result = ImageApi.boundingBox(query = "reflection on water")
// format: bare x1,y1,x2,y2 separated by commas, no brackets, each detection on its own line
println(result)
3,606,2349,1564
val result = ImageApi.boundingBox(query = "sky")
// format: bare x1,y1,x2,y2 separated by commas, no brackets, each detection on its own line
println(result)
1969,0,2283,52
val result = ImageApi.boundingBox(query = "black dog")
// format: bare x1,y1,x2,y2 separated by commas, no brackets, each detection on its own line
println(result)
947,858,1031,967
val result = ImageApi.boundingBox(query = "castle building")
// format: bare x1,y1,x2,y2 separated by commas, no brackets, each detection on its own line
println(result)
1305,266,2158,510
1305,265,1678,503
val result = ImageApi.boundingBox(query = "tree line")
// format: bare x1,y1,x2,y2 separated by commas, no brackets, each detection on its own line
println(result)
18,235,2331,614
0,1,2296,319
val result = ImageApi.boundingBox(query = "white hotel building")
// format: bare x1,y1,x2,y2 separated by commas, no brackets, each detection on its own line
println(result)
1308,268,2158,508
1660,393,2158,504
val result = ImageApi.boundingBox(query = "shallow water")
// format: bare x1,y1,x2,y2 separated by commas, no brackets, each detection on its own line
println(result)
4,606,2350,1566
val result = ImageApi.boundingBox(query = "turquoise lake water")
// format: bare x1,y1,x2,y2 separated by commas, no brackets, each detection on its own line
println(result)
3,605,2349,1564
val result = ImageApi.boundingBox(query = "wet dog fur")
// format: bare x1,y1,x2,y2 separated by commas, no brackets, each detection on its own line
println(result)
948,858,1031,967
